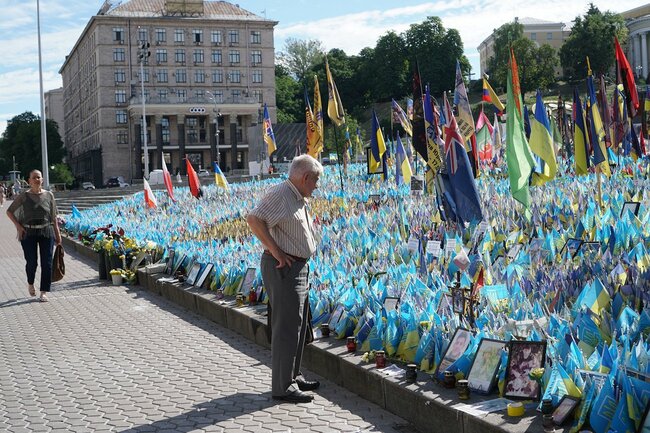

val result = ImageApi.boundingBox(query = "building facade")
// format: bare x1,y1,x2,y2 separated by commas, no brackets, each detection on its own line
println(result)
477,17,571,78
623,4,650,80
59,0,277,185
44,87,66,147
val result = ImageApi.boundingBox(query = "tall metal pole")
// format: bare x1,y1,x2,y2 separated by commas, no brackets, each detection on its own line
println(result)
139,39,150,179
36,0,49,188
206,91,220,167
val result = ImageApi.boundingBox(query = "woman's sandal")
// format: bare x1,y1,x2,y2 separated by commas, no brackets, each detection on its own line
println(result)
39,294,48,302
28,285,36,297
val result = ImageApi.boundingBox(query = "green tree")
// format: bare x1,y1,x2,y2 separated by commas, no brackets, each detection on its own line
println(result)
364,31,410,102
277,38,325,83
0,112,65,177
274,65,303,123
486,21,560,96
559,4,627,81
404,17,468,95
50,163,74,186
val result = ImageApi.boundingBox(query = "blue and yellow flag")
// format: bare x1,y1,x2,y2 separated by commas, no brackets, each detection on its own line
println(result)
529,90,557,185
262,103,276,156
587,58,611,177
212,161,229,190
369,109,386,174
395,134,412,186
573,89,590,175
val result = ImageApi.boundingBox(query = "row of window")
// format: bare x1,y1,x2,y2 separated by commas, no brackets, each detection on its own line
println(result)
113,48,263,65
115,88,263,114
529,32,554,41
114,68,262,84
114,27,261,45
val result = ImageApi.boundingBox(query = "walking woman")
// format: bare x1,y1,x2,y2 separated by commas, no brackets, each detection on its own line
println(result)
6,170,62,302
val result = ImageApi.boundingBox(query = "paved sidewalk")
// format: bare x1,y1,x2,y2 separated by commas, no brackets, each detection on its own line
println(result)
0,203,417,433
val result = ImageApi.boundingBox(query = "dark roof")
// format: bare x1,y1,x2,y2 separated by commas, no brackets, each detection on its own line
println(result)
270,123,305,162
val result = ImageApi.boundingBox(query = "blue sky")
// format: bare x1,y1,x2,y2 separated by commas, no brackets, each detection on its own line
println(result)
0,0,640,137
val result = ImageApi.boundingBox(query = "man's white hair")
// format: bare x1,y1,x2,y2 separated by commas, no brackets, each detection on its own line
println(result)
289,154,323,178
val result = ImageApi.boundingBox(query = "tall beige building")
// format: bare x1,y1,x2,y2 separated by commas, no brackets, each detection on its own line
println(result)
477,17,571,78
623,4,650,80
60,0,277,185
44,87,66,147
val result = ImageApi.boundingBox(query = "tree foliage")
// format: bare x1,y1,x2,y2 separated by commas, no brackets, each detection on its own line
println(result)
486,21,560,96
559,4,628,80
0,112,65,177
277,38,325,82
274,65,303,123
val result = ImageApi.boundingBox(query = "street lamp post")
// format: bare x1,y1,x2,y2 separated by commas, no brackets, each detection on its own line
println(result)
36,0,49,188
138,38,151,179
206,91,221,167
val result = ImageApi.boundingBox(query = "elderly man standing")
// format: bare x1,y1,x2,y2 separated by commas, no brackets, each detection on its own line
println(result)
246,154,323,403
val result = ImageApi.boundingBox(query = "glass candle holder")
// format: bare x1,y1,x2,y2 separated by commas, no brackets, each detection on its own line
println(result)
235,293,244,307
405,364,417,383
457,379,470,400
320,323,330,338
443,370,456,388
346,336,356,352
375,350,386,368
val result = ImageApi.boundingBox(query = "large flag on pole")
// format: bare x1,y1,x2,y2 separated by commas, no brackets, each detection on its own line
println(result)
443,94,484,224
587,58,611,177
143,178,157,209
305,88,321,158
369,109,386,173
161,154,176,202
313,75,324,150
411,62,428,161
185,156,201,199
325,57,345,126
505,48,536,218
529,90,557,184
423,85,442,176
574,89,590,175
454,60,476,145
391,99,413,136
614,37,639,117
263,103,276,156
475,109,494,161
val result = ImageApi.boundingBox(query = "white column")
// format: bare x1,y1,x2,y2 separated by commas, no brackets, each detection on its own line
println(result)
642,32,649,79
634,33,642,74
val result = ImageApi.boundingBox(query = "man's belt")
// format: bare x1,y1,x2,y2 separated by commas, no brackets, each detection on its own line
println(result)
264,250,308,262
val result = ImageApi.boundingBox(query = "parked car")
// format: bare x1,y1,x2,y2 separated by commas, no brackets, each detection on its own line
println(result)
197,169,211,177
82,181,96,190
105,177,130,188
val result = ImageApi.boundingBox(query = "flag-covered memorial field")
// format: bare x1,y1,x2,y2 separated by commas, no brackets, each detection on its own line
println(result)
63,158,650,433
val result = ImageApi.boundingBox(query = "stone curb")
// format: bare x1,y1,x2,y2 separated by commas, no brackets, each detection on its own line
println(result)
62,236,554,433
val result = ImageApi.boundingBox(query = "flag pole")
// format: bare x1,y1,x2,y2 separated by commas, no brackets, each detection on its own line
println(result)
332,125,345,193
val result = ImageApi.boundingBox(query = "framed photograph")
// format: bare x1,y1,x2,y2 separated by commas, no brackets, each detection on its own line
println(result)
467,338,506,394
171,252,186,275
503,340,547,401
383,296,399,313
165,249,175,274
506,244,522,261
410,175,424,195
238,267,257,294
437,294,452,316
621,201,641,217
452,289,465,314
185,262,201,286
435,327,472,378
196,263,213,288
366,148,384,175
638,399,650,433
578,241,601,259
552,395,581,426
559,238,582,259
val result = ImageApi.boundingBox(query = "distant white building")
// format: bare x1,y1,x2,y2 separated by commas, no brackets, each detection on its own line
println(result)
477,17,571,78
623,4,650,80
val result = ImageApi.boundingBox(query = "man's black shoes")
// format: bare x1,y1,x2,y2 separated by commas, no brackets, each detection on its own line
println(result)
272,389,314,403
296,377,320,391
